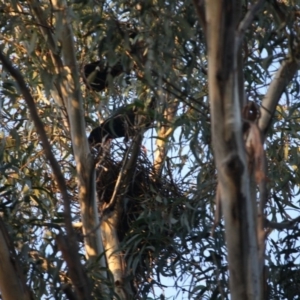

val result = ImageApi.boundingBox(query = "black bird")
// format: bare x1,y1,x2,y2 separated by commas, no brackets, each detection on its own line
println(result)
83,61,123,92
88,99,155,146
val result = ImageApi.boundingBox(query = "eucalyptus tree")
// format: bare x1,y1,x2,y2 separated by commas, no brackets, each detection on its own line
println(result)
0,0,300,299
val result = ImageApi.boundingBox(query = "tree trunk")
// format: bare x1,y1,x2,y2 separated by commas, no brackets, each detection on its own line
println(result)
204,1,260,299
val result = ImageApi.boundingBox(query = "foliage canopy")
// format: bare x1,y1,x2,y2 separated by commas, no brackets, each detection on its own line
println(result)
0,0,300,299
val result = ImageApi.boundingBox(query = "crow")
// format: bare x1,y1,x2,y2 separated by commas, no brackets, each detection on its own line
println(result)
83,61,123,92
88,99,155,146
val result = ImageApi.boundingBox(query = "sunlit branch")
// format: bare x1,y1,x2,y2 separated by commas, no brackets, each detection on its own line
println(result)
259,57,300,136
0,49,92,300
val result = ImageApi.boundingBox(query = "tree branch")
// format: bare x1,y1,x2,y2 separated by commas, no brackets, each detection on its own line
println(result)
50,4,107,290
265,215,300,230
236,0,265,48
259,57,300,136
27,0,70,130
0,49,91,300
101,134,144,299
204,1,261,299
27,0,59,54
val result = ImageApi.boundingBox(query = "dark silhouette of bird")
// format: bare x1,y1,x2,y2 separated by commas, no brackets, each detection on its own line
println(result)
83,61,123,92
88,98,155,146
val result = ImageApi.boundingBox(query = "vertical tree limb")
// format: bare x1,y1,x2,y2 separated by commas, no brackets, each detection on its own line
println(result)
49,0,106,270
27,0,108,293
202,1,261,299
101,133,144,300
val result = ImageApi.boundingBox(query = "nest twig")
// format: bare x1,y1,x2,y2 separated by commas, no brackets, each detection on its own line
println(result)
96,145,182,223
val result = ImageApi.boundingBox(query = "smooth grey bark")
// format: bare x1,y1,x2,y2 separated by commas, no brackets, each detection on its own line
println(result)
27,0,109,297
204,1,260,299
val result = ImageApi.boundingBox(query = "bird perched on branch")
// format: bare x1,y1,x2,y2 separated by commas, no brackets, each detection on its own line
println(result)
83,61,123,92
88,98,155,146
